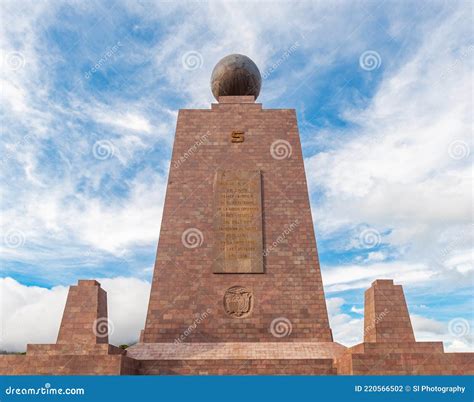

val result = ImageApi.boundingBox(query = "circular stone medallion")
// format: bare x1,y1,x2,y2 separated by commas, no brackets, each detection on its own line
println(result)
223,286,253,318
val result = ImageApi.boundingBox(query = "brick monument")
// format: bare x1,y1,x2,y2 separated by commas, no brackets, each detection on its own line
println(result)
1,54,472,375
334,280,473,374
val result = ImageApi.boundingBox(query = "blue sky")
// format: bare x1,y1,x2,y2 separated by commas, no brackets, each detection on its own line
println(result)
1,0,472,351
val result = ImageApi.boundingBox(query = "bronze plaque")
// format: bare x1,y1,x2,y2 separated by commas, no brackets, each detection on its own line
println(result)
231,130,245,143
213,170,263,273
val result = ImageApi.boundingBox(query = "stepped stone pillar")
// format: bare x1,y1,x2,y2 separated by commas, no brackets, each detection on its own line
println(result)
364,279,415,343
57,280,109,345
335,280,473,375
0,280,138,375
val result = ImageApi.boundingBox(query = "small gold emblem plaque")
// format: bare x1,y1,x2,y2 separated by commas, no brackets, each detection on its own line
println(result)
231,130,245,143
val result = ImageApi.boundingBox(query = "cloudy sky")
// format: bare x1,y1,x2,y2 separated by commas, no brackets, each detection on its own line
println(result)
1,0,472,352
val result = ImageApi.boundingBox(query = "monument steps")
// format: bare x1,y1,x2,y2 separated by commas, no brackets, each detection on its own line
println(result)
137,359,337,375
126,342,346,360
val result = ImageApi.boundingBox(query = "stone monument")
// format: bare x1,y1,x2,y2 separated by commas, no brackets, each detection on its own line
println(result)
1,54,472,375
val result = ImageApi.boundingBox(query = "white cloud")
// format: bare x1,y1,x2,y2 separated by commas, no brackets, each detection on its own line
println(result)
411,314,445,336
1,169,167,265
444,249,473,274
322,262,435,293
95,112,152,133
71,170,167,253
98,277,150,346
0,79,28,113
412,314,473,353
0,278,67,352
0,1,175,268
447,339,474,353
0,277,150,352
350,305,364,315
366,251,386,262
327,297,364,347
306,2,473,294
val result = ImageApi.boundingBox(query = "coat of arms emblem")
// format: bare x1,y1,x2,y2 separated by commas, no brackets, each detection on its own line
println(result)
223,286,253,318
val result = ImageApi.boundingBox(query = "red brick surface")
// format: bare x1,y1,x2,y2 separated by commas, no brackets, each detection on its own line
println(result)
364,279,415,343
138,358,336,375
57,280,109,345
335,350,474,375
127,341,344,374
126,342,346,360
26,343,125,356
0,354,136,375
143,96,332,343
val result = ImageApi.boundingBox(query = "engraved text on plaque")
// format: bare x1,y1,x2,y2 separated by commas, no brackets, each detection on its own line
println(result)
213,170,263,273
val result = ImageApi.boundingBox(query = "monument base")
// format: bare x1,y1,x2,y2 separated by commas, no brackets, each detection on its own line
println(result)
126,342,346,375
1,344,138,375
1,279,472,375
335,342,473,375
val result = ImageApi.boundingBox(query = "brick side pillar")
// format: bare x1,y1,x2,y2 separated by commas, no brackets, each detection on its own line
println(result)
335,278,473,375
364,279,415,343
57,280,109,345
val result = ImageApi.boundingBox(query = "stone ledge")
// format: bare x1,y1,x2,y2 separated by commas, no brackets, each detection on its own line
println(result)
0,354,138,375
27,343,125,356
211,102,262,110
218,96,255,103
77,279,100,287
334,341,474,375
139,358,336,375
126,342,346,360
371,279,395,287
347,341,444,355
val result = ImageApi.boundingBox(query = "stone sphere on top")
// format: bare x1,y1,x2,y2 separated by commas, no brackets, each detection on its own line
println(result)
210,54,261,101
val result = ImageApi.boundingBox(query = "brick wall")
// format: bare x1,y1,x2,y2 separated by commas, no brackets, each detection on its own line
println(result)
143,96,332,343
139,359,336,375
364,280,415,343
57,280,109,345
